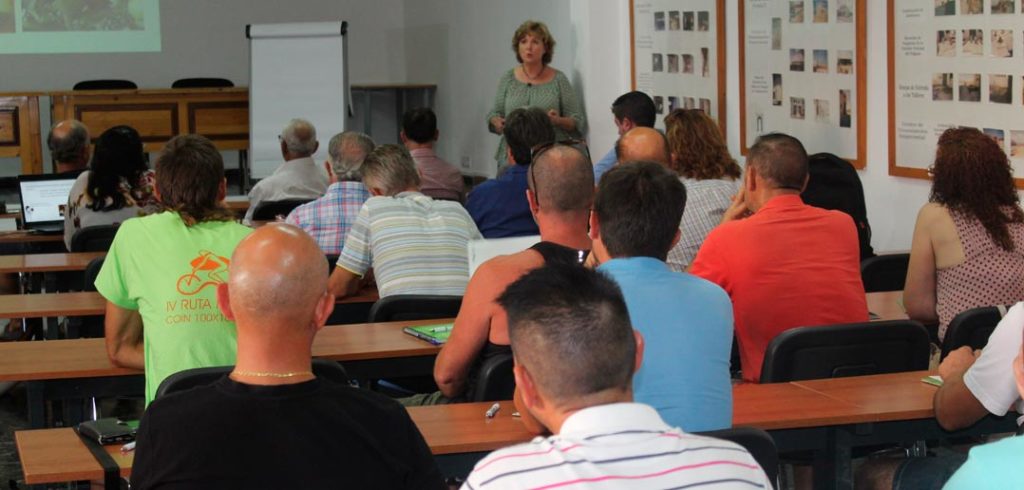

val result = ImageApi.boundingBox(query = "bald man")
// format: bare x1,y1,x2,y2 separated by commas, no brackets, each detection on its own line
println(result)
426,144,594,405
615,127,670,167
47,119,90,177
130,224,445,490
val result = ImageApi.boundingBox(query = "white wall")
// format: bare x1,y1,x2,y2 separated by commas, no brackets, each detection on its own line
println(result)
404,0,574,178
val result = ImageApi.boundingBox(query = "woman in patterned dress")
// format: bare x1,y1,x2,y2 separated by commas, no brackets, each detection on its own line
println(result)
904,127,1024,340
487,20,585,167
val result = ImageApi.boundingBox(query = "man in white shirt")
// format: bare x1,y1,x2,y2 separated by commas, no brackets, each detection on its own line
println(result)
244,118,329,223
462,264,771,490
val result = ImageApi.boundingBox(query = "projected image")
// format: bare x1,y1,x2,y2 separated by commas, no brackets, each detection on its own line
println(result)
0,0,13,33
22,0,144,32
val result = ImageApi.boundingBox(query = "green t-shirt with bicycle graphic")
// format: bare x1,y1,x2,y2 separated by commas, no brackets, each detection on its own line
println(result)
95,211,253,405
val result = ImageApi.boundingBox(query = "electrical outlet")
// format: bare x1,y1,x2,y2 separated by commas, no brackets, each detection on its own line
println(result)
460,156,471,169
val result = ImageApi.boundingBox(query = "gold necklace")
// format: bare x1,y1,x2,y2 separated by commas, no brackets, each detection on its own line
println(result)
233,370,313,378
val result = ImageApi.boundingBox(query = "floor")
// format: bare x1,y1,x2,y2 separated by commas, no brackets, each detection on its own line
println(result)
0,383,29,488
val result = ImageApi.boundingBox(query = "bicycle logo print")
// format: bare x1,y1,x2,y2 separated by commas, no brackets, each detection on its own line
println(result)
176,250,231,295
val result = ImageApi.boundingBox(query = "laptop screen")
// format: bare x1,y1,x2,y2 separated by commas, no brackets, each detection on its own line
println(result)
19,176,77,225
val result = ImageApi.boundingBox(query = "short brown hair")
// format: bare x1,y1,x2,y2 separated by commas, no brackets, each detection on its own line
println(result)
512,20,555,65
747,133,808,190
155,135,234,226
664,109,740,180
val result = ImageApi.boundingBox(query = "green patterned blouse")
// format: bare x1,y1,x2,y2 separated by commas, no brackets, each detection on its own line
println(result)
486,68,586,165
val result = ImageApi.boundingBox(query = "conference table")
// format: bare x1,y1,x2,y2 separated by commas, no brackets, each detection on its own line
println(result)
15,370,1019,489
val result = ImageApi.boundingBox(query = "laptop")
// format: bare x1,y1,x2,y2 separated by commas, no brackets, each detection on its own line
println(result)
17,174,78,234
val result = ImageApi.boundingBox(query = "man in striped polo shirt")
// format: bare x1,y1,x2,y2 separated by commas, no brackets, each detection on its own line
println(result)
329,144,481,298
463,265,771,490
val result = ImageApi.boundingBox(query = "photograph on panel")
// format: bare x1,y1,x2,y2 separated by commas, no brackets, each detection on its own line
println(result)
933,73,954,101
990,74,1012,104
837,50,853,74
837,0,854,22
813,0,828,22
958,73,982,101
936,30,956,57
815,99,831,124
839,89,852,127
790,48,805,71
791,97,805,119
962,29,983,56
991,30,1013,58
961,0,983,14
813,49,829,73
790,1,805,22
991,0,1015,13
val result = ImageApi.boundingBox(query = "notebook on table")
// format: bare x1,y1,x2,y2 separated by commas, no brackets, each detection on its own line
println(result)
18,174,78,234
403,323,454,345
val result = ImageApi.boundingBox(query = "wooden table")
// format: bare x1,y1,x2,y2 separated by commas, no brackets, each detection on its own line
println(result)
0,230,64,245
0,283,378,319
18,372,1018,487
0,252,104,274
49,88,249,154
0,92,43,174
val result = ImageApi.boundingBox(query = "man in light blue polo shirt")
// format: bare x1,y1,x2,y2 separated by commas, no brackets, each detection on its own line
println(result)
590,161,734,432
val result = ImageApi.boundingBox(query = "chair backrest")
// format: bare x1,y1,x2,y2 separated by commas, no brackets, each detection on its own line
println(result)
469,351,515,402
802,152,874,260
250,199,312,221
83,257,104,292
155,359,349,399
325,254,339,275
367,295,463,323
760,320,931,383
73,79,137,90
941,305,1006,360
171,77,234,89
697,427,779,488
70,225,120,252
860,253,910,293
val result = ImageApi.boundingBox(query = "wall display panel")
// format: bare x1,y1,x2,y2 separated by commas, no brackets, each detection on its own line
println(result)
630,0,727,133
740,0,867,167
889,0,1024,186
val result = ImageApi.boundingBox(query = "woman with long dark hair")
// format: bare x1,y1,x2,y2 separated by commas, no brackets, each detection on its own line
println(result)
64,125,157,249
905,127,1024,340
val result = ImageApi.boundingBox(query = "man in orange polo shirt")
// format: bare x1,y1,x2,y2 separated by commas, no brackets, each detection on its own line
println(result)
690,133,868,382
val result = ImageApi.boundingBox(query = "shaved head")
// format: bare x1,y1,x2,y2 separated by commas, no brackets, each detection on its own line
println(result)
226,224,329,332
615,127,670,166
528,145,594,212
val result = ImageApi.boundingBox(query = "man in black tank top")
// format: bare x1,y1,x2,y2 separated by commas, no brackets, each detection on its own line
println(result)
403,144,594,406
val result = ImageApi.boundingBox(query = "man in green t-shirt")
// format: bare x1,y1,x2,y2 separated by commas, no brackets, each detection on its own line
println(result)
96,134,253,405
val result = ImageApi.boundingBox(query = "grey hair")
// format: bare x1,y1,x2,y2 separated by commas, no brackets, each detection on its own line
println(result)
329,131,375,181
47,120,89,163
360,144,420,195
280,118,318,156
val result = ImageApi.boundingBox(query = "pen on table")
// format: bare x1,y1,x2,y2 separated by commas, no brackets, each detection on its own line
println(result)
430,326,451,333
121,441,136,453
485,402,500,418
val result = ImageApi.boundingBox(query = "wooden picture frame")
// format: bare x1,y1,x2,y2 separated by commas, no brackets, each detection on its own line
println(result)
629,0,727,136
739,0,867,168
888,0,1024,187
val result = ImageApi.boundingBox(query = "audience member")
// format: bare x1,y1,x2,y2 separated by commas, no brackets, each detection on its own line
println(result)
47,119,90,178
690,133,868,382
130,224,444,489
466,107,554,238
615,127,670,165
663,108,742,271
463,264,772,489
285,131,374,255
943,323,1024,488
592,91,656,181
64,125,158,250
904,127,1024,340
401,108,464,202
329,145,480,298
591,161,733,432
431,144,592,404
96,135,252,405
244,118,328,223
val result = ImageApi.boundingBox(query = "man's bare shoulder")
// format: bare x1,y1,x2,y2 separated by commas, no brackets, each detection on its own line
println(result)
474,249,545,285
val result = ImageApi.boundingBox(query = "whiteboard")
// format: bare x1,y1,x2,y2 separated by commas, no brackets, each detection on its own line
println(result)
248,21,348,179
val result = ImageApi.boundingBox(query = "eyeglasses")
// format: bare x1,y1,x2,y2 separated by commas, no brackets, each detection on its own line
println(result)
528,139,590,204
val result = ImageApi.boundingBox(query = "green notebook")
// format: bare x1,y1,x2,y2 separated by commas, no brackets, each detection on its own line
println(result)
403,323,454,345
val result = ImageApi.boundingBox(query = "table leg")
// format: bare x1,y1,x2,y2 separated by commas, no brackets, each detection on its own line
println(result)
26,381,45,429
813,427,853,490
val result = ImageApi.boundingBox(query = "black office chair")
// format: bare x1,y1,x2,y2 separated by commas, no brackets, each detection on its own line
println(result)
367,295,463,323
69,225,119,252
469,352,515,402
324,254,339,275
65,257,105,339
171,78,234,89
940,305,1006,360
760,320,931,383
155,359,349,399
860,253,910,293
250,199,312,221
73,80,137,90
697,427,779,489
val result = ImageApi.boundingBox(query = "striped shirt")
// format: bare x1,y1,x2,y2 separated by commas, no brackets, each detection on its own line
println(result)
667,178,740,272
463,403,770,490
285,181,370,255
337,191,481,297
